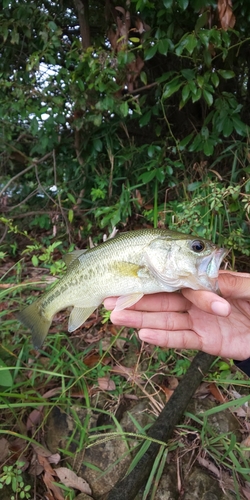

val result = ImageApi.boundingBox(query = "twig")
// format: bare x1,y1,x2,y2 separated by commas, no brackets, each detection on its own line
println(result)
0,152,52,198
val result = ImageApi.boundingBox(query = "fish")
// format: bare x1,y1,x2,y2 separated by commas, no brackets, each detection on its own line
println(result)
17,228,227,349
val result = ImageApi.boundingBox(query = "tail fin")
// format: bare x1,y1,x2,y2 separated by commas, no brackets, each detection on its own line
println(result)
17,301,51,349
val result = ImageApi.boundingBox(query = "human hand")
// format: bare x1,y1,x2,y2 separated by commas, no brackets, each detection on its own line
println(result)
103,272,250,360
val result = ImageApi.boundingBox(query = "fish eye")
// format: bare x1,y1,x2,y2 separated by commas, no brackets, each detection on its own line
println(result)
190,240,205,253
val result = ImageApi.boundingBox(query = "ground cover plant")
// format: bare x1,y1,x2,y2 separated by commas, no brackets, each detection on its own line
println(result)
1,0,250,498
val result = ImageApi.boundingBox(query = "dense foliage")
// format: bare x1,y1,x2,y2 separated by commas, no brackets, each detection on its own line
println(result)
0,0,249,260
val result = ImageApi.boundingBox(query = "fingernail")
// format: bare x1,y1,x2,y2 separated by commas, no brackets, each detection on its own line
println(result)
103,298,117,309
110,311,127,324
138,330,153,342
211,300,231,316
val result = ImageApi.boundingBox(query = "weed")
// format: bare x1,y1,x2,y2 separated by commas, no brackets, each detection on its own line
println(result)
0,462,31,500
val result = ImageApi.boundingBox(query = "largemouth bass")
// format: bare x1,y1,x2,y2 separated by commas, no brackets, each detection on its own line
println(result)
17,229,227,348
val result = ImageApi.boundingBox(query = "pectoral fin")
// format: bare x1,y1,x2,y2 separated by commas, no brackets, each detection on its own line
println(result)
114,292,144,311
68,306,97,332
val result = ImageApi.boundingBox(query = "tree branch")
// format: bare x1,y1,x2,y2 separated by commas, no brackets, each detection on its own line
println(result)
74,0,91,49
0,152,52,199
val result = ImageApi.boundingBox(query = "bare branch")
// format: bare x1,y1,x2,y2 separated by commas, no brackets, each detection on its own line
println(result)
0,152,52,198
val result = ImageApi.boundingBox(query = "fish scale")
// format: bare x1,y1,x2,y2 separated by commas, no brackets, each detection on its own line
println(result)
17,229,227,349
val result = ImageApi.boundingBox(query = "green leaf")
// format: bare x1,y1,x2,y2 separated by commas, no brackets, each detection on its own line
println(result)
203,89,213,106
129,37,140,43
163,78,182,99
199,31,209,47
165,164,173,175
175,37,188,56
0,360,13,387
156,169,165,182
203,139,214,156
148,145,155,157
218,70,235,79
30,117,39,135
182,84,190,102
179,132,194,149
231,116,247,136
140,71,147,85
139,170,157,183
186,34,197,54
178,0,189,9
203,48,212,67
222,119,233,137
181,69,195,80
68,209,74,223
32,255,39,266
197,75,204,88
158,39,169,55
93,138,103,152
93,114,102,127
48,21,57,31
211,72,219,88
56,114,66,124
119,101,129,117
144,44,157,61
163,0,173,7
187,181,201,192
191,88,202,102
11,30,19,45
195,11,208,32
200,126,209,140
188,133,202,152
67,192,76,204
2,25,8,42
139,110,151,127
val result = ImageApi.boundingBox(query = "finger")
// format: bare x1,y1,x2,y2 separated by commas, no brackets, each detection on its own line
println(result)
103,297,118,309
138,328,204,351
218,272,250,299
105,292,190,312
110,309,192,330
181,288,231,316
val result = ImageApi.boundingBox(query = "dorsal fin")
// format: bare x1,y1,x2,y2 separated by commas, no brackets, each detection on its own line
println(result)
63,249,88,267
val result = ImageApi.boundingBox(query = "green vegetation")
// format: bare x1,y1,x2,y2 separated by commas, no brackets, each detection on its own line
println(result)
1,0,250,498
0,0,249,255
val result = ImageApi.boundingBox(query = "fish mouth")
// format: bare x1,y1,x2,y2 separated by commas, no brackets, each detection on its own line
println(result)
197,247,228,280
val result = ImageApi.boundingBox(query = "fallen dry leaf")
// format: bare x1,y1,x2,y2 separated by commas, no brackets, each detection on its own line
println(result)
98,376,116,391
43,470,65,500
29,453,44,476
242,486,250,500
33,443,56,458
0,437,9,463
26,407,43,431
159,386,174,402
55,467,92,495
48,453,61,465
197,455,220,477
111,364,143,383
83,353,101,367
240,434,250,459
209,383,227,403
167,377,179,390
